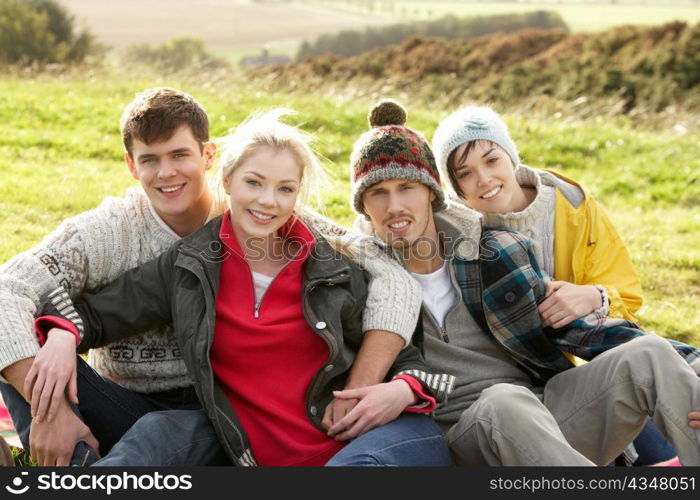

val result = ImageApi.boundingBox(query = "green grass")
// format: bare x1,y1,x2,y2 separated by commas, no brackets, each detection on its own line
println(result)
0,72,697,345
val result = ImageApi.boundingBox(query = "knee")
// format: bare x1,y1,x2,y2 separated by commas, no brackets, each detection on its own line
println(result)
617,334,677,365
472,384,539,423
125,412,175,443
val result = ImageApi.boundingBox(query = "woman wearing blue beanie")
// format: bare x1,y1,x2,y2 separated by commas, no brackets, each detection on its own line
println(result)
432,105,677,466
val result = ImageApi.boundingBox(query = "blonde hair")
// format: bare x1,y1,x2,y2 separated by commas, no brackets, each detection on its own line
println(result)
210,109,326,217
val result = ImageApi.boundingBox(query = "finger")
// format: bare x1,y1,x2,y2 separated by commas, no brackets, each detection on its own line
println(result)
690,420,700,429
688,411,700,419
84,432,101,458
35,377,57,423
29,441,38,465
333,398,357,425
327,407,361,436
48,381,69,423
68,369,79,405
334,416,376,441
57,450,71,467
546,310,570,330
321,401,334,430
551,314,574,329
24,364,38,403
40,447,55,467
537,295,558,316
332,388,367,400
31,374,47,421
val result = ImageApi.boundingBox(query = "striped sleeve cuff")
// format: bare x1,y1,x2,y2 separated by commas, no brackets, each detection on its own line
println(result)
395,369,456,404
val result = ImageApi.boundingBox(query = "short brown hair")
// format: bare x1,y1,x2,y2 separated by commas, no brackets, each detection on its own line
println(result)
446,139,498,199
120,88,209,157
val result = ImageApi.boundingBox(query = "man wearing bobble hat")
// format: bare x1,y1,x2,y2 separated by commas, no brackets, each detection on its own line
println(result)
334,98,700,466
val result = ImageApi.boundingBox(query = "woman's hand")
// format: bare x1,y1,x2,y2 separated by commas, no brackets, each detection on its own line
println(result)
325,379,415,441
538,281,603,329
24,328,79,423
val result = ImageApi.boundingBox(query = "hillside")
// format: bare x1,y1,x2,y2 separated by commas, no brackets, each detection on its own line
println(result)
253,21,700,124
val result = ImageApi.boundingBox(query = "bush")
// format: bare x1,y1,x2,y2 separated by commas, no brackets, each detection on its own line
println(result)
122,37,229,73
296,11,568,61
0,0,100,65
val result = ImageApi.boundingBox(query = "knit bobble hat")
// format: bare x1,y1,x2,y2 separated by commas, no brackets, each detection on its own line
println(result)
350,99,446,214
432,106,520,195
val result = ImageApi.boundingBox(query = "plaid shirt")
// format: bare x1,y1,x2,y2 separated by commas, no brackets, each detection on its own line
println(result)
453,225,700,382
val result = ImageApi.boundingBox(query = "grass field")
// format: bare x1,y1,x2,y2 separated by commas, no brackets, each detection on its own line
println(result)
0,72,698,344
305,0,700,33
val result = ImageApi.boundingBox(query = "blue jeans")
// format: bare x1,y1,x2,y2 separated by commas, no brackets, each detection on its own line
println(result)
95,410,450,467
632,419,677,466
326,413,451,466
0,356,200,465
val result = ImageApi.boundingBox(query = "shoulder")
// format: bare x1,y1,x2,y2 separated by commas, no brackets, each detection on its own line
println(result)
481,227,532,251
66,187,149,230
537,168,587,209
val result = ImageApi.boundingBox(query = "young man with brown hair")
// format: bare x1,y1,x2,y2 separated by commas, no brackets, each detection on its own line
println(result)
0,89,423,466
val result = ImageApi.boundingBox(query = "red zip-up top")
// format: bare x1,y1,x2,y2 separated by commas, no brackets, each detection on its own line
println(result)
34,211,436,466
212,211,344,466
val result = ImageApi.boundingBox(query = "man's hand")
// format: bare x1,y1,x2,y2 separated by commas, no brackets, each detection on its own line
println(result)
326,379,415,441
538,281,603,329
24,328,79,423
322,397,359,432
29,396,99,466
689,411,700,429
322,329,405,430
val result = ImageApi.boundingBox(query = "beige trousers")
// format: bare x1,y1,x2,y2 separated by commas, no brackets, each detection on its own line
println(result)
446,334,700,466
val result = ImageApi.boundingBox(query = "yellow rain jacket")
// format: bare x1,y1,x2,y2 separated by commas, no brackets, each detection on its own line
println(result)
546,169,643,322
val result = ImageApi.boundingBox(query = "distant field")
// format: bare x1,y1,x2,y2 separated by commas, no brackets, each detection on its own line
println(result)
304,0,700,32
60,0,393,61
0,73,698,344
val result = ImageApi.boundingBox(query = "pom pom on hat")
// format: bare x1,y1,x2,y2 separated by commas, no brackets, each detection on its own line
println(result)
368,99,407,128
349,98,445,214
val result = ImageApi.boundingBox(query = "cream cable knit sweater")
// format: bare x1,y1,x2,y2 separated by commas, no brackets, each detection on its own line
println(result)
0,188,421,393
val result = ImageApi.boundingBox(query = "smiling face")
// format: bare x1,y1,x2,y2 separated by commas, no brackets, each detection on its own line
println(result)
223,146,302,246
126,125,215,233
361,178,441,272
450,140,529,214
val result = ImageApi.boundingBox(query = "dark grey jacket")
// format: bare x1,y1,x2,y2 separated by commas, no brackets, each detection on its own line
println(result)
41,216,450,466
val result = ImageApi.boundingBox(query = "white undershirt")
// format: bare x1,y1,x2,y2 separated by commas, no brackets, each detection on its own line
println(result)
411,260,458,329
252,271,274,304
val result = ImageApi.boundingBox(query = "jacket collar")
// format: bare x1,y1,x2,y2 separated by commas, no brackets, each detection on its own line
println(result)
178,213,350,282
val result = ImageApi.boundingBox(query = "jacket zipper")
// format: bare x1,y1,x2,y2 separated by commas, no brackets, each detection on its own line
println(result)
249,253,299,319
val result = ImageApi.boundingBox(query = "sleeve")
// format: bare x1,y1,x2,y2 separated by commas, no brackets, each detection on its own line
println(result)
392,374,436,413
298,207,421,346
34,246,179,353
0,198,132,381
390,339,455,405
581,198,643,322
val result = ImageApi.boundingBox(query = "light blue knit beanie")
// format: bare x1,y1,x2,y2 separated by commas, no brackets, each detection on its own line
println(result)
432,106,519,194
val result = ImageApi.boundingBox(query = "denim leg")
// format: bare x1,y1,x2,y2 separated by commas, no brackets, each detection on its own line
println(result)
73,358,181,453
0,381,32,451
633,419,678,465
325,414,451,466
0,380,98,466
93,409,230,466
0,357,201,465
